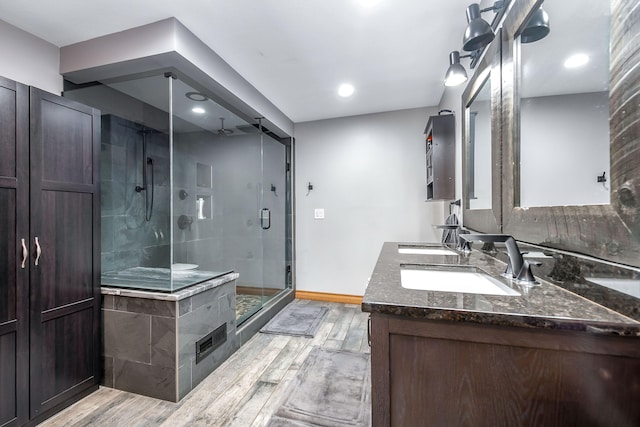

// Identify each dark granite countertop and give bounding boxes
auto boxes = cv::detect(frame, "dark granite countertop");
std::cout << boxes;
[362,242,640,337]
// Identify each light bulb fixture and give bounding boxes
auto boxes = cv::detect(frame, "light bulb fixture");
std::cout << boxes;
[185,91,208,101]
[444,51,472,87]
[521,7,550,43]
[444,51,468,87]
[462,1,505,52]
[338,83,355,97]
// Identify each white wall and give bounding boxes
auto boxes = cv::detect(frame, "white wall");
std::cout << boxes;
[294,107,445,296]
[0,19,61,94]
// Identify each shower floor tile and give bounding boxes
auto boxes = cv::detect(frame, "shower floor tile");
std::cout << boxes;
[236,294,262,321]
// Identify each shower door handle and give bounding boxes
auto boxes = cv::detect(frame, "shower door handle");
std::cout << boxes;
[260,208,271,230]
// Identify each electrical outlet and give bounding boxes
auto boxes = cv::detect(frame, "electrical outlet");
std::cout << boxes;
[314,208,325,219]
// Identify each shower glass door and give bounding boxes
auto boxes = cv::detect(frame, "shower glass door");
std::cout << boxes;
[260,132,289,306]
[170,76,290,323]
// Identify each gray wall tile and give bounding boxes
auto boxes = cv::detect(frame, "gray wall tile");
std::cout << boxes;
[179,297,192,316]
[113,295,176,317]
[103,309,151,363]
[178,362,191,401]
[102,294,115,310]
[152,316,177,368]
[113,359,177,402]
[102,356,114,388]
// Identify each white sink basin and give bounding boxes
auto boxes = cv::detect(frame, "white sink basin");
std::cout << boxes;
[586,277,640,298]
[400,266,521,296]
[398,245,457,256]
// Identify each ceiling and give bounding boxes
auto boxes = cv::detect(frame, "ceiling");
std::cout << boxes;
[0,0,475,123]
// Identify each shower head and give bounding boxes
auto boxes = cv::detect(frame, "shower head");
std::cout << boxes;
[217,117,234,136]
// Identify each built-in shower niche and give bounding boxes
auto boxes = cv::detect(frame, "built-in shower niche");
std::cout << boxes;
[196,194,212,220]
[196,162,212,188]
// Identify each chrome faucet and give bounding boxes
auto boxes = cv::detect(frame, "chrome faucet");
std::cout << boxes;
[459,234,540,285]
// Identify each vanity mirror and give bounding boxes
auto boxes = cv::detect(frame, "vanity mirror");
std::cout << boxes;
[500,0,640,267]
[518,0,610,207]
[462,30,502,233]
[467,72,492,210]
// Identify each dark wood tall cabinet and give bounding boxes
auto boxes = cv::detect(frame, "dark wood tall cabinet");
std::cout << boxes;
[424,113,455,200]
[0,76,29,427]
[0,76,100,427]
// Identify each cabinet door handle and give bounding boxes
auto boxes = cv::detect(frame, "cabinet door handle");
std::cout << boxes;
[21,238,28,269]
[34,237,42,266]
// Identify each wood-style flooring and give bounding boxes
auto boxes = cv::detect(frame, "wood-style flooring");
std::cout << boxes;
[38,300,370,427]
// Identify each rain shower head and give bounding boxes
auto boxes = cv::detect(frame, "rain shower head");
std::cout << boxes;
[235,124,261,134]
[217,117,234,136]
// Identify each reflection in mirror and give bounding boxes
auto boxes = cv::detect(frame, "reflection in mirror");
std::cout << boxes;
[519,0,610,207]
[468,75,492,210]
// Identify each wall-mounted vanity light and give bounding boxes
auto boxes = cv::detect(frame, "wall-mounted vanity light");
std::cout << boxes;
[462,1,505,52]
[444,1,550,87]
[442,1,505,87]
[444,51,472,87]
[521,7,550,43]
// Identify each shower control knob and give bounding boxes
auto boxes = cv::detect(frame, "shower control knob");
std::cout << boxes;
[178,215,193,231]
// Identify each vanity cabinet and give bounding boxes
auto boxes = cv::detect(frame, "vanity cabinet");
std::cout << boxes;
[370,313,640,427]
[424,113,455,200]
[0,76,100,427]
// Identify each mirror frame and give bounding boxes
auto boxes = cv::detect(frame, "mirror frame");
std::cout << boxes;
[462,30,502,234]
[500,0,640,268]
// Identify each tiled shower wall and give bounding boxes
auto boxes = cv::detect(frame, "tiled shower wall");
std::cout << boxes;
[101,115,172,272]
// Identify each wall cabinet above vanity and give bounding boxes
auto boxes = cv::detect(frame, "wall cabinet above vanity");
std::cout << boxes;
[424,113,455,201]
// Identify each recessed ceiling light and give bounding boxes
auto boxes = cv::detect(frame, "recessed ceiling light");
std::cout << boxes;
[338,83,355,97]
[359,0,382,6]
[192,107,206,114]
[185,91,208,101]
[564,53,589,68]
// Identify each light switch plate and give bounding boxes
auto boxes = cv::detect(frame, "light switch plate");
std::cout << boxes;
[314,208,325,219]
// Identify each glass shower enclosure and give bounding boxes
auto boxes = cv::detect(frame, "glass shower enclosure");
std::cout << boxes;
[64,72,292,324]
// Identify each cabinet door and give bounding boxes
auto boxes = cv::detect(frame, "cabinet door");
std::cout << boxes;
[28,88,100,418]
[0,77,29,427]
